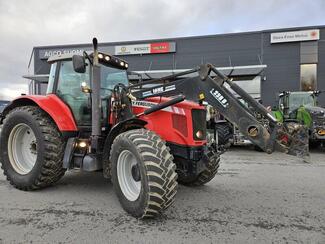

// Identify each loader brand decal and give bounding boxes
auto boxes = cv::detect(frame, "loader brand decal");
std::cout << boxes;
[210,88,229,108]
[132,100,185,115]
[142,85,176,97]
[115,42,176,55]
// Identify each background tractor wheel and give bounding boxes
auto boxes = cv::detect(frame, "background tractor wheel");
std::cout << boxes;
[110,129,178,218]
[309,140,321,149]
[0,106,66,191]
[215,123,232,146]
[177,148,220,186]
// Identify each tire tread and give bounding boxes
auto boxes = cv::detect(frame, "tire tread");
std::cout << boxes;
[110,129,178,218]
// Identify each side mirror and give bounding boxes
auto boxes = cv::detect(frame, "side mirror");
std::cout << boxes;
[72,55,86,73]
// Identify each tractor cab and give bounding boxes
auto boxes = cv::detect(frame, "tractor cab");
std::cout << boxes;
[47,52,129,126]
[278,91,318,119]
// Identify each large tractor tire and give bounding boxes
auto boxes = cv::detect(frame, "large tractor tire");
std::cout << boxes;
[110,129,178,218]
[177,148,220,186]
[0,106,66,191]
[215,123,232,146]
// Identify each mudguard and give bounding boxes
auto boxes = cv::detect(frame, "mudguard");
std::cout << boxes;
[102,118,147,178]
[1,94,77,131]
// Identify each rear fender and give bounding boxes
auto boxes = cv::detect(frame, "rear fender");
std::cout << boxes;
[1,95,77,132]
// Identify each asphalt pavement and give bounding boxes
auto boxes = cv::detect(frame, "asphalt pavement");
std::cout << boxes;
[0,147,324,243]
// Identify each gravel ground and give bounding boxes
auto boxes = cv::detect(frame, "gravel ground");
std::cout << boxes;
[0,147,324,244]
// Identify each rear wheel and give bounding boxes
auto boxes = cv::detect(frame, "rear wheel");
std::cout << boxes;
[110,129,178,218]
[0,106,66,190]
[215,123,232,146]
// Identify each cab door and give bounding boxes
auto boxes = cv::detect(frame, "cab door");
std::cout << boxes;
[54,61,91,126]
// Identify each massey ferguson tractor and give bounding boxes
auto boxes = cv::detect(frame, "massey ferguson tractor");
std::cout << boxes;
[0,38,309,218]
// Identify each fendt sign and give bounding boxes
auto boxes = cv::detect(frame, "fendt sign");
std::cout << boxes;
[114,42,176,55]
[271,29,320,43]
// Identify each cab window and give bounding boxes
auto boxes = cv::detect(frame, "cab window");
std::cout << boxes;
[56,61,91,125]
[46,63,57,94]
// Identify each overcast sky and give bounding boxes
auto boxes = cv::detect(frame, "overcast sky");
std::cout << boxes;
[0,0,324,100]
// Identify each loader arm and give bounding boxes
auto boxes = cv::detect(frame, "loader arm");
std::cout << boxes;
[130,64,309,159]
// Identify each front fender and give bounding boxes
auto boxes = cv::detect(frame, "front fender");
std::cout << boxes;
[1,94,77,131]
[102,118,147,178]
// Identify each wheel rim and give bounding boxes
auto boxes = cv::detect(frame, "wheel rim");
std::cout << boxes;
[8,123,38,175]
[117,150,141,201]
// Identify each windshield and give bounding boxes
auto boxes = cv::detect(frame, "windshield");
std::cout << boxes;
[100,64,129,96]
[289,93,315,110]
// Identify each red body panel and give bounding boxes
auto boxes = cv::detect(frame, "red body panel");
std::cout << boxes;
[11,95,77,131]
[11,95,205,147]
[132,97,206,147]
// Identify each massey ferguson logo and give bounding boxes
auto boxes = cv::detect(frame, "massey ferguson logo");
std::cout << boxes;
[210,89,229,108]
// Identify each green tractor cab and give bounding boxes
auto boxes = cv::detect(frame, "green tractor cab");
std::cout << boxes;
[273,91,325,148]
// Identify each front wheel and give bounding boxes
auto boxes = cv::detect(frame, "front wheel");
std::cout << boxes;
[110,129,178,218]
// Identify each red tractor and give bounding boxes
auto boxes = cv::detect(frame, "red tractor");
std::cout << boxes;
[0,39,308,218]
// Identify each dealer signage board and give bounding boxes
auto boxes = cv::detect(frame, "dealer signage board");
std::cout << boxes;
[270,29,320,43]
[39,48,86,59]
[115,42,176,55]
[38,46,115,59]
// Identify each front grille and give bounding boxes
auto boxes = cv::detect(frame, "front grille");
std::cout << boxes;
[192,109,206,140]
[172,114,188,137]
[313,116,325,127]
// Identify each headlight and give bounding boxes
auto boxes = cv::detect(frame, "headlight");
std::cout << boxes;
[195,130,204,139]
[79,141,87,148]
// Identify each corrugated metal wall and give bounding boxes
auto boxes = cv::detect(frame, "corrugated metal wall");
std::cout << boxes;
[33,26,325,106]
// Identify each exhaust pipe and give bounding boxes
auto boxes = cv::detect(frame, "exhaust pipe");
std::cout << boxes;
[91,38,101,150]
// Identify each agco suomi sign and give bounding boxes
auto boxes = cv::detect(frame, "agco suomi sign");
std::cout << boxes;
[38,41,176,60]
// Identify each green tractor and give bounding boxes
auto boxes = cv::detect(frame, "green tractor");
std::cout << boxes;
[273,91,325,148]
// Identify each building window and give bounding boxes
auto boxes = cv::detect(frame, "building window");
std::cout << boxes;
[300,64,317,91]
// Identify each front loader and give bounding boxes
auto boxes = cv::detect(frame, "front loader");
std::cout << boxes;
[0,38,309,218]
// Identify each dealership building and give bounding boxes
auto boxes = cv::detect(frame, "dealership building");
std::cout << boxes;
[28,25,325,106]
